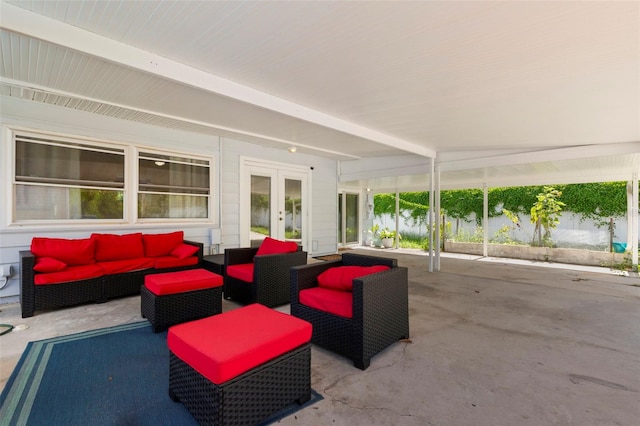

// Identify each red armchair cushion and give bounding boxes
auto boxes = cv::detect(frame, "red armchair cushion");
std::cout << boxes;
[92,233,144,262]
[256,237,298,256]
[142,231,184,257]
[34,257,67,273]
[226,263,254,283]
[299,287,353,318]
[170,243,199,259]
[145,268,222,295]
[154,255,199,270]
[317,265,390,292]
[168,303,312,384]
[31,237,95,266]
[34,264,104,285]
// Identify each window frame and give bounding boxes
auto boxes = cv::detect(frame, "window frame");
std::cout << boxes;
[135,148,213,223]
[7,128,215,227]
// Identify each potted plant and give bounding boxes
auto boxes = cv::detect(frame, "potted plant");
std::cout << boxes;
[378,228,400,248]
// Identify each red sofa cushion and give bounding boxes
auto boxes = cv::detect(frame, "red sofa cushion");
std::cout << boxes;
[34,264,104,285]
[317,265,390,292]
[92,233,144,262]
[31,237,95,266]
[34,257,67,273]
[226,263,254,283]
[171,243,199,259]
[168,303,312,384]
[154,255,199,270]
[145,268,223,295]
[299,287,353,318]
[98,258,155,275]
[142,231,184,257]
[256,237,298,256]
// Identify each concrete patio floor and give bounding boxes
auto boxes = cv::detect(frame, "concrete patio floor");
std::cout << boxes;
[1,249,639,425]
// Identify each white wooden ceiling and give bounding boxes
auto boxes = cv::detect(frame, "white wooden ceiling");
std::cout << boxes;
[1,0,638,191]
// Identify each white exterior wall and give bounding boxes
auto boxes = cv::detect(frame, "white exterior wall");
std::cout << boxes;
[376,211,638,248]
[0,96,339,304]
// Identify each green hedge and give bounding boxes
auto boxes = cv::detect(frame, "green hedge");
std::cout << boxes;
[374,182,634,226]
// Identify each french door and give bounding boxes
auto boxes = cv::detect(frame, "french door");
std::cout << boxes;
[241,159,309,250]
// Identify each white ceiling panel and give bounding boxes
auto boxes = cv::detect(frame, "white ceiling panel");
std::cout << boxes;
[1,0,638,189]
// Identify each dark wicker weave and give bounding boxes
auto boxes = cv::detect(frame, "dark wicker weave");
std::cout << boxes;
[169,343,311,426]
[141,285,222,333]
[223,247,307,308]
[290,252,409,370]
[19,240,203,318]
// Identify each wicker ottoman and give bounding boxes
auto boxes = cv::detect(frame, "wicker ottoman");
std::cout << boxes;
[167,303,312,426]
[141,268,223,333]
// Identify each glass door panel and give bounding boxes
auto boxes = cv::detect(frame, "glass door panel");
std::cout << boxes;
[283,178,302,241]
[345,193,359,243]
[250,175,272,247]
[338,191,360,246]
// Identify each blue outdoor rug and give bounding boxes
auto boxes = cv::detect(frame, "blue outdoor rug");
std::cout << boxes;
[0,322,321,425]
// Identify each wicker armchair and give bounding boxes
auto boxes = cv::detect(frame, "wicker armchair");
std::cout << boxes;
[290,252,409,370]
[224,242,307,308]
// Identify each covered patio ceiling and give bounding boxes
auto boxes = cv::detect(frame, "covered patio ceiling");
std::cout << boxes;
[0,0,638,190]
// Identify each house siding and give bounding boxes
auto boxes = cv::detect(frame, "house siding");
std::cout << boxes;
[0,96,340,304]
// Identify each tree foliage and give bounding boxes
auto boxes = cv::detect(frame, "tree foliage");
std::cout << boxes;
[530,186,566,246]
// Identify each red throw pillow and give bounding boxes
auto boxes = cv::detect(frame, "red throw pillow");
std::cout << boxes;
[92,233,144,262]
[256,237,298,256]
[171,243,199,259]
[31,237,95,266]
[34,257,67,273]
[317,265,390,292]
[142,231,184,257]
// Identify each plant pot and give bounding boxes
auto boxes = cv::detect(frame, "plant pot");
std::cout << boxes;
[381,238,394,248]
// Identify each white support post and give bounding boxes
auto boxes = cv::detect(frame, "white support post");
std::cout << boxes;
[395,189,400,249]
[632,175,638,271]
[434,164,441,271]
[428,158,435,272]
[483,183,489,257]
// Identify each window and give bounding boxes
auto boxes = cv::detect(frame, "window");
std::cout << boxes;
[14,133,125,222]
[11,130,213,225]
[338,191,359,245]
[138,151,210,219]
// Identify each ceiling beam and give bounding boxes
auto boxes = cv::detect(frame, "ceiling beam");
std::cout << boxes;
[437,142,640,172]
[0,2,436,158]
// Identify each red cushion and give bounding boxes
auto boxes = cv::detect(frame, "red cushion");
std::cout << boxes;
[142,231,184,257]
[31,237,95,266]
[154,256,199,270]
[226,263,254,283]
[34,264,104,285]
[34,257,67,273]
[299,287,353,318]
[317,265,390,292]
[98,258,154,275]
[92,233,144,262]
[168,303,312,384]
[171,243,199,259]
[256,237,298,256]
[145,269,223,295]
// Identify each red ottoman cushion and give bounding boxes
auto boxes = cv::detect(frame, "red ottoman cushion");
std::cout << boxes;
[168,304,312,385]
[145,269,222,296]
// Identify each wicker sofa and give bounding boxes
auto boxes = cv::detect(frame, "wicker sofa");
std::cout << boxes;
[290,252,409,370]
[20,231,203,318]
